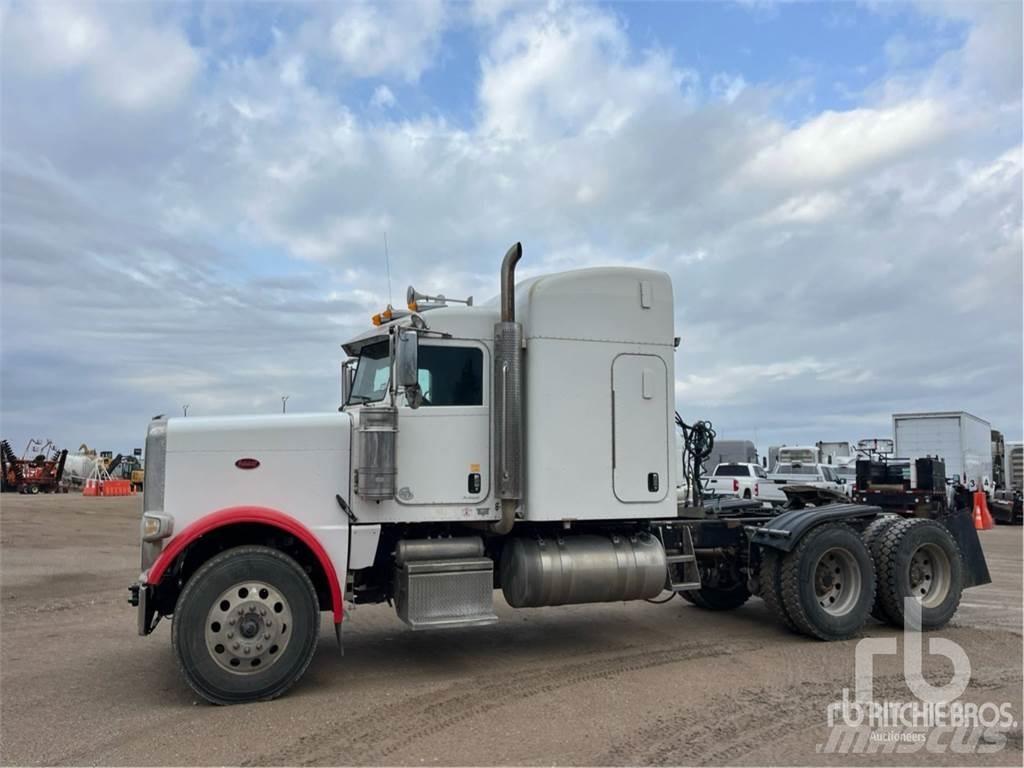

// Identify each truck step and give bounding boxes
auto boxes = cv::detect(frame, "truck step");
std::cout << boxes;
[665,554,696,564]
[657,525,702,593]
[668,580,702,592]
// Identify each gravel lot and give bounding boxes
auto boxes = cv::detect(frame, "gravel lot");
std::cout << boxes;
[1,494,1021,766]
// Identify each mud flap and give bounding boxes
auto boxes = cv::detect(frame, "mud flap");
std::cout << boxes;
[943,507,991,588]
[335,618,345,656]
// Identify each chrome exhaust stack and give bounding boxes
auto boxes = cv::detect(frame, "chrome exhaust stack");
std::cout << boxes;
[492,242,524,534]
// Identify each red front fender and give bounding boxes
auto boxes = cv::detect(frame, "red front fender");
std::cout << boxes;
[146,506,344,623]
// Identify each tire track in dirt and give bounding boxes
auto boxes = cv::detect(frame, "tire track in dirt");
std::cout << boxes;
[598,668,1024,766]
[248,638,767,766]
[1,590,124,617]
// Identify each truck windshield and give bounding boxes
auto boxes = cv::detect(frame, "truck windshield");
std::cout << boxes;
[348,340,390,404]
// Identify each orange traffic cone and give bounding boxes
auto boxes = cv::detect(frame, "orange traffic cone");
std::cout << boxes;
[973,491,994,530]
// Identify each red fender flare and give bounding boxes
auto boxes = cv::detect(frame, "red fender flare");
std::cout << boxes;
[146,506,343,623]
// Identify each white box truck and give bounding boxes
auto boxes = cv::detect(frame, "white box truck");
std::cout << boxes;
[892,412,993,490]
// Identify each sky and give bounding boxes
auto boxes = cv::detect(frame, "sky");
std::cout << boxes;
[1,0,1021,459]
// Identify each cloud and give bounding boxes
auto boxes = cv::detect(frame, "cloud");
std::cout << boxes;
[479,4,698,140]
[327,0,447,81]
[370,85,397,109]
[1,0,199,112]
[743,100,953,186]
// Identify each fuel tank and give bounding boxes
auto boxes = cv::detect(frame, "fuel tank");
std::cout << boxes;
[500,532,667,608]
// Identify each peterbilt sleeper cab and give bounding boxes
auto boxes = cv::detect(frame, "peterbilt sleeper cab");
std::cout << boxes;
[130,243,989,704]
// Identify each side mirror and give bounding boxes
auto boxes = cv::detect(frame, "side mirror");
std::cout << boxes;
[340,359,356,406]
[394,328,419,388]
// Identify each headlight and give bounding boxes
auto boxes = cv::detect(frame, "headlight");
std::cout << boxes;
[141,512,173,542]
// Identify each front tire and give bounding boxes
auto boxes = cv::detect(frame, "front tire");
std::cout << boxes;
[874,518,963,630]
[172,545,320,705]
[780,523,875,641]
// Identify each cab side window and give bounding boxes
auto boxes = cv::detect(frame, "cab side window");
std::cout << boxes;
[417,346,483,406]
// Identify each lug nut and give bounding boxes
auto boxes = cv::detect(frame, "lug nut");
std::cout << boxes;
[228,618,236,625]
[238,607,244,615]
[260,608,266,616]
[266,619,272,627]
[256,644,263,651]
[243,646,251,655]
[264,632,271,639]
[227,631,234,639]
[233,642,240,650]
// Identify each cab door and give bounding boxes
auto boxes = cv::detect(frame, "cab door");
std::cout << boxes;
[612,354,669,503]
[394,340,490,506]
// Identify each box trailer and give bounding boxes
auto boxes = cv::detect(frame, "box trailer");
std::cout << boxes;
[892,412,992,490]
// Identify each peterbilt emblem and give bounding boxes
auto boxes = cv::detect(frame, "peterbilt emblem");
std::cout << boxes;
[234,458,260,470]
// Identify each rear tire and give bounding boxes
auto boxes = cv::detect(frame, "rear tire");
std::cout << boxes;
[780,523,875,641]
[874,518,963,630]
[861,516,899,621]
[681,582,750,610]
[172,545,320,705]
[758,548,798,631]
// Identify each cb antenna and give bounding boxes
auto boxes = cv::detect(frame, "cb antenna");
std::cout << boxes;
[384,232,393,307]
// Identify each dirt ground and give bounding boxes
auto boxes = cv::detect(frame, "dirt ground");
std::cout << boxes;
[1,494,1021,766]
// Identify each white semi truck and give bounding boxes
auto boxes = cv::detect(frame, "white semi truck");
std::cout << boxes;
[130,245,990,704]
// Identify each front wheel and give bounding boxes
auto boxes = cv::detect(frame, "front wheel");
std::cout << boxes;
[172,545,321,704]
[779,523,876,641]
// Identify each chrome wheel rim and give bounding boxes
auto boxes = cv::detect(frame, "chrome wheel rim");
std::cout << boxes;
[205,581,293,674]
[909,543,950,609]
[814,547,861,616]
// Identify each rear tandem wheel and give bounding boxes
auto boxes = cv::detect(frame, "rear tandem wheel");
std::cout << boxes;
[766,522,877,641]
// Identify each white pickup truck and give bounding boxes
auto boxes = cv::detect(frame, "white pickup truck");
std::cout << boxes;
[704,462,771,500]
[767,462,848,496]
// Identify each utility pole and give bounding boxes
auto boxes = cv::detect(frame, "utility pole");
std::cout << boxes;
[281,395,289,414]
[182,404,190,417]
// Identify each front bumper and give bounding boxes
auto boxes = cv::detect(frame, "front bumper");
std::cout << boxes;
[129,581,159,636]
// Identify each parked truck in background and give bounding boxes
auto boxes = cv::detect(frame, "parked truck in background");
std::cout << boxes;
[703,439,757,471]
[1007,442,1023,492]
[704,462,768,500]
[128,244,991,704]
[992,431,1006,490]
[893,412,993,491]
[768,462,846,495]
[775,445,819,467]
[816,441,852,465]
